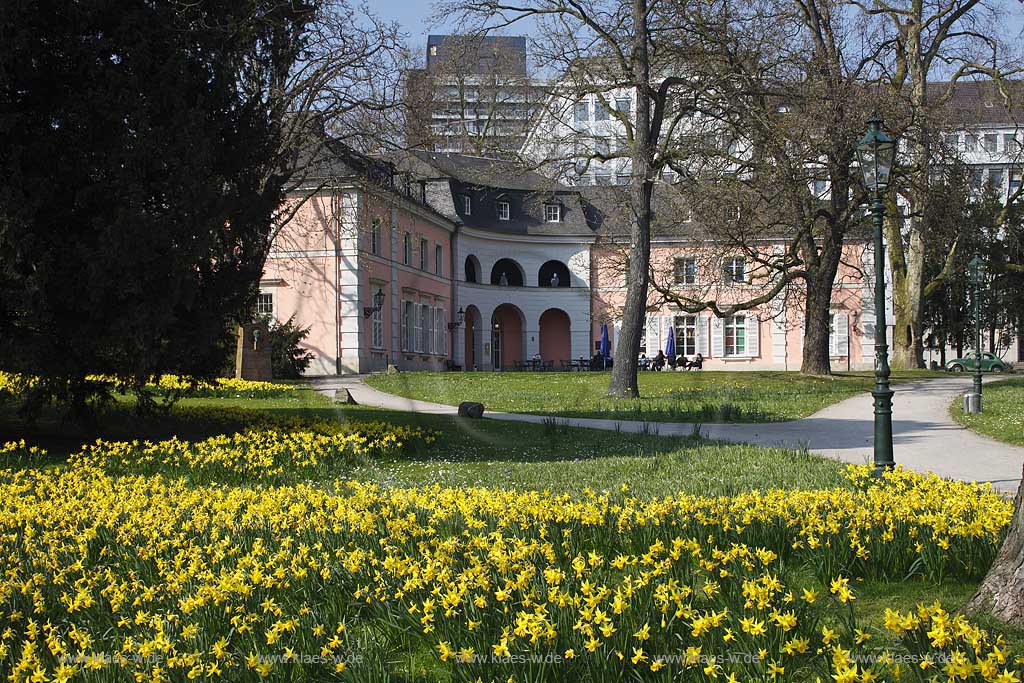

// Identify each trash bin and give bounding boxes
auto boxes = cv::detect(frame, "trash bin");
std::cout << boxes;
[963,392,982,414]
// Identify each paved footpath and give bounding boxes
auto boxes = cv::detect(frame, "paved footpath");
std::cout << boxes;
[311,375,1024,493]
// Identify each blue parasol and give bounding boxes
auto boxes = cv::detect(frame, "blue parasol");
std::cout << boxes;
[599,324,610,368]
[664,326,676,358]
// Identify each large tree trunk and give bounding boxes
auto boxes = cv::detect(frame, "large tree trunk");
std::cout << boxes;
[965,467,1024,624]
[801,249,843,376]
[608,0,652,399]
[801,292,833,376]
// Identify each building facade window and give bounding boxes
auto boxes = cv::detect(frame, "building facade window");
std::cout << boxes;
[497,200,510,221]
[256,292,273,316]
[724,315,746,356]
[435,307,446,355]
[943,134,958,149]
[615,97,631,116]
[674,315,698,356]
[371,304,384,349]
[419,304,431,354]
[1005,134,1018,153]
[544,204,561,222]
[674,257,697,285]
[574,100,589,123]
[983,134,999,153]
[402,300,413,351]
[593,100,609,121]
[965,134,978,152]
[419,237,428,270]
[370,219,381,256]
[461,195,472,215]
[403,233,411,265]
[724,256,746,283]
[989,168,1004,189]
[435,244,443,275]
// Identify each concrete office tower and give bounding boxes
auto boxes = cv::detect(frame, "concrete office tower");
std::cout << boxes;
[405,35,544,158]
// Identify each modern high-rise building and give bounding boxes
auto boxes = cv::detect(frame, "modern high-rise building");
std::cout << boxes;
[404,35,545,158]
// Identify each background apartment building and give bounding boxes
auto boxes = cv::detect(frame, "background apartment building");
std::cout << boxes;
[404,35,545,158]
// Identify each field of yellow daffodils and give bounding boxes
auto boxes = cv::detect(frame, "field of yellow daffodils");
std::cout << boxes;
[0,423,1018,683]
[0,372,296,400]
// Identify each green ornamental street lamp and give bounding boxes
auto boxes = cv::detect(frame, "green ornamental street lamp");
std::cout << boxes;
[856,115,897,473]
[968,254,988,409]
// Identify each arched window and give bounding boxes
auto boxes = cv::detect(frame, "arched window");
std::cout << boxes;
[490,258,524,287]
[465,255,480,283]
[538,260,571,287]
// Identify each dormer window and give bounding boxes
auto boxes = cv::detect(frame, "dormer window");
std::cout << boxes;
[497,200,510,221]
[544,203,561,223]
[461,195,472,215]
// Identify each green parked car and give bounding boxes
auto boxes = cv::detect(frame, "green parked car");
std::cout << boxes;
[945,352,1008,373]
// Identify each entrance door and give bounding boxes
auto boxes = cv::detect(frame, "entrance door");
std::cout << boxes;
[491,327,502,369]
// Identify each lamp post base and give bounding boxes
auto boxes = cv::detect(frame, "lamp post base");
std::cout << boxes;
[872,386,895,474]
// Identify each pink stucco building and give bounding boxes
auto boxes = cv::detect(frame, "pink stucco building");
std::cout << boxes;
[261,149,883,375]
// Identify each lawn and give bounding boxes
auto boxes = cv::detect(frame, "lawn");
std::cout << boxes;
[366,370,946,423]
[952,377,1024,446]
[0,381,1019,681]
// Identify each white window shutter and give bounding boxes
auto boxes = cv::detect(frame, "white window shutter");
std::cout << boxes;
[697,316,710,355]
[645,315,660,353]
[746,316,760,358]
[837,312,849,356]
[828,313,838,356]
[711,316,724,358]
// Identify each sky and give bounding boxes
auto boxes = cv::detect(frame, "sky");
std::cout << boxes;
[370,0,1024,67]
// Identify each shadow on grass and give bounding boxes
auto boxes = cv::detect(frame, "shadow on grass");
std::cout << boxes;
[0,395,686,466]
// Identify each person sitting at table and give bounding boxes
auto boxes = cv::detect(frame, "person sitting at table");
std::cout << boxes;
[652,350,666,371]
[688,352,704,369]
[675,354,689,370]
[638,352,649,370]
[666,352,677,370]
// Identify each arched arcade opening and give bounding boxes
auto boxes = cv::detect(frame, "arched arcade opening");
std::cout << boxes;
[491,304,525,370]
[539,308,572,365]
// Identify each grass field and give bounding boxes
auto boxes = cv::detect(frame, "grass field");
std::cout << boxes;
[366,370,947,423]
[952,377,1024,446]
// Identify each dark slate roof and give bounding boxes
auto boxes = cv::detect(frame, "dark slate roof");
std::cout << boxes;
[938,79,1023,126]
[401,151,595,237]
[407,151,569,191]
[580,185,705,239]
[581,184,823,242]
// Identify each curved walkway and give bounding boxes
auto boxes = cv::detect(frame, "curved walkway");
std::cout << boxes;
[313,375,1024,493]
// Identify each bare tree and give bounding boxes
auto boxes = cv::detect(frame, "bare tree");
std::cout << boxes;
[437,0,718,397]
[855,0,1022,367]
[631,0,883,376]
[236,0,404,247]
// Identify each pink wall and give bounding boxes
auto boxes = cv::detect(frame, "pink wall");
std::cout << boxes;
[265,186,455,375]
[590,242,871,370]
[262,195,341,375]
